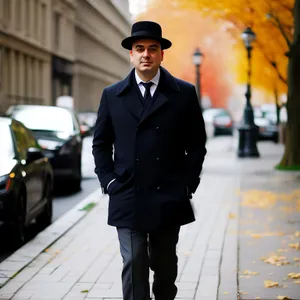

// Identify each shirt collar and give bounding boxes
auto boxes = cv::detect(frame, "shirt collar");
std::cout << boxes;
[135,68,160,86]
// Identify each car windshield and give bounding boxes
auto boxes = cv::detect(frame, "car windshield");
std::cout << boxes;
[0,123,15,158]
[203,109,228,121]
[11,106,74,133]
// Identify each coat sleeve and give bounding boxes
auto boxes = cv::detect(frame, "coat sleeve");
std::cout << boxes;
[184,86,207,194]
[92,89,115,193]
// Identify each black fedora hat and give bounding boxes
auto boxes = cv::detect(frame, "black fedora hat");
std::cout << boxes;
[122,21,172,50]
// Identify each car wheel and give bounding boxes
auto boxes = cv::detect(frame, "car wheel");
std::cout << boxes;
[72,156,82,192]
[8,190,26,248]
[36,179,53,229]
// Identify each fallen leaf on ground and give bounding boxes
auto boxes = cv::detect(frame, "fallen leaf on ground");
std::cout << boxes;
[264,280,279,288]
[255,297,260,300]
[80,290,89,293]
[288,272,300,279]
[250,232,285,239]
[263,255,290,266]
[294,257,300,261]
[295,231,300,237]
[241,190,277,209]
[224,292,229,295]
[277,296,290,300]
[289,243,300,250]
[243,270,259,275]
[278,249,288,253]
[294,280,300,284]
[228,213,236,219]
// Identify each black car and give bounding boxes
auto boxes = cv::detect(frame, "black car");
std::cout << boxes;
[203,108,233,138]
[6,105,83,190]
[0,117,53,246]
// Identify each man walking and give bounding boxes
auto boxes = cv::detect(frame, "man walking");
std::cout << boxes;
[92,21,207,300]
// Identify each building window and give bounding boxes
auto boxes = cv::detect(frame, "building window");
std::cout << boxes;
[3,0,11,28]
[53,12,60,50]
[25,0,30,36]
[0,47,3,93]
[34,0,39,38]
[41,3,47,44]
[15,0,21,31]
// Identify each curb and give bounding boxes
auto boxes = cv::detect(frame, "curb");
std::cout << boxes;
[0,188,105,288]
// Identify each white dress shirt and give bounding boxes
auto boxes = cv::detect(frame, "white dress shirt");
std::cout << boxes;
[135,68,160,97]
[107,69,161,192]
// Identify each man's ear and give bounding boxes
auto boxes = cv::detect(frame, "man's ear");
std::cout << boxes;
[161,50,164,61]
[129,50,133,62]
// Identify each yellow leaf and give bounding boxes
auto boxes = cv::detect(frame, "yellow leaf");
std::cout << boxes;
[289,243,300,250]
[263,255,290,266]
[228,213,236,219]
[288,272,300,279]
[255,297,260,300]
[295,231,300,237]
[294,257,300,261]
[277,296,290,300]
[264,280,279,288]
[294,280,300,284]
[243,270,259,275]
[224,292,229,294]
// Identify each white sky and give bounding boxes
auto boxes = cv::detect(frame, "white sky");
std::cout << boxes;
[128,0,149,18]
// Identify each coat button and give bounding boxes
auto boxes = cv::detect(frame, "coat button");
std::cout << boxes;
[157,186,160,190]
[156,126,160,130]
[136,158,139,163]
[156,157,160,161]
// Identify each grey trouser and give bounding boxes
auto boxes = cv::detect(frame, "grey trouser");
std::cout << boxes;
[117,226,180,300]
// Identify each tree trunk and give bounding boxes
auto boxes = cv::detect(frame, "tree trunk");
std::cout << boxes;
[274,86,280,126]
[279,0,300,168]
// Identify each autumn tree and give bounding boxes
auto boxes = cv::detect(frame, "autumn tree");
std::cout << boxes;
[168,0,299,168]
[135,1,236,108]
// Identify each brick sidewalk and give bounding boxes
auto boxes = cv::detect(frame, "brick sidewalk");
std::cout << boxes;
[0,137,299,300]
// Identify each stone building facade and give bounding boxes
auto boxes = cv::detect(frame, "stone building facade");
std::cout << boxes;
[0,0,131,113]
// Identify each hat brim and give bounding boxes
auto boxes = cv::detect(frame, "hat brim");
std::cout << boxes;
[121,36,172,50]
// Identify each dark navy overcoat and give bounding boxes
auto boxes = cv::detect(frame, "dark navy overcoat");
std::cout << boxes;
[92,67,207,231]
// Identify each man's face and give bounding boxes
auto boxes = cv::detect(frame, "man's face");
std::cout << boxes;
[130,39,164,75]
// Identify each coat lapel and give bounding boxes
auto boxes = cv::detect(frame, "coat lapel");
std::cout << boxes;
[139,90,168,124]
[116,67,180,123]
[122,88,144,120]
[139,67,180,124]
[116,69,144,120]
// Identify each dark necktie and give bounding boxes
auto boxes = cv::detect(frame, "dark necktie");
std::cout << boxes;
[141,82,153,104]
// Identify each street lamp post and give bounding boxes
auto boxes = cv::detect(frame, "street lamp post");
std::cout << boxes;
[237,27,260,158]
[193,47,203,110]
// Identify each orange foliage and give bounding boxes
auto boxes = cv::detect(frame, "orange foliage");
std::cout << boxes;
[135,1,237,108]
[174,0,292,98]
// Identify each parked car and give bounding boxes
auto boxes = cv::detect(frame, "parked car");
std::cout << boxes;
[0,116,53,247]
[254,106,279,142]
[6,105,83,190]
[203,108,233,138]
[77,111,97,134]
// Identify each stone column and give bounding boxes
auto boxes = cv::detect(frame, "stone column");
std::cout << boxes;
[27,56,32,103]
[19,52,25,103]
[9,50,16,103]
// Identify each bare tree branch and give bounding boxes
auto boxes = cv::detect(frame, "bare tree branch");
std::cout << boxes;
[269,13,293,48]
[255,40,288,86]
[278,2,294,15]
